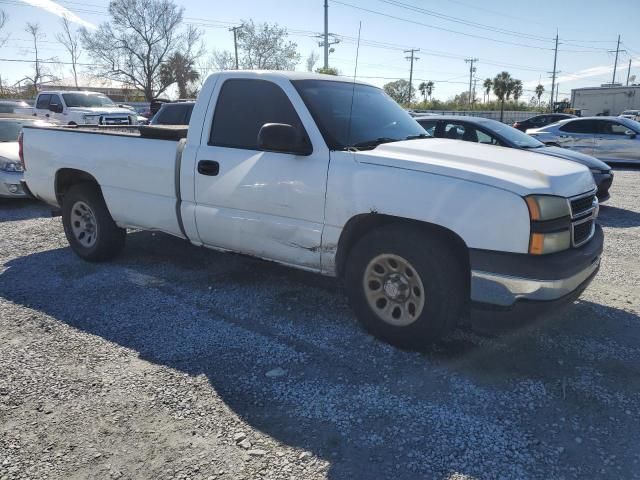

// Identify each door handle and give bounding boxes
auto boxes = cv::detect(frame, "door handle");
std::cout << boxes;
[45,114,50,118]
[33,113,37,116]
[197,160,220,176]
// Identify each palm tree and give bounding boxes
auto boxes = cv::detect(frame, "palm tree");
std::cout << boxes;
[512,79,523,103]
[535,83,545,110]
[483,78,492,103]
[492,71,512,122]
[418,81,428,103]
[426,81,434,102]
[160,52,200,99]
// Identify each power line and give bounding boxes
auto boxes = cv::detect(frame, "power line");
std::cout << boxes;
[329,0,557,51]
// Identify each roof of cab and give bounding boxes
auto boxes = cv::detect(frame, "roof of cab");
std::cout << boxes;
[212,70,376,86]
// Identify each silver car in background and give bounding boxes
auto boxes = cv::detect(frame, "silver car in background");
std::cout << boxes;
[527,116,640,164]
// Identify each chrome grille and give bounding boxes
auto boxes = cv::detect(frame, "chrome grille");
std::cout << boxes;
[570,190,598,247]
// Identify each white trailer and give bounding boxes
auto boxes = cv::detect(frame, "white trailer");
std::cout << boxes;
[571,85,640,116]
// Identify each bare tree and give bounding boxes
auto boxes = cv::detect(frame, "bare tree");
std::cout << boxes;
[22,23,56,93]
[210,50,237,71]
[56,16,81,88]
[306,51,319,72]
[236,20,300,70]
[81,0,202,101]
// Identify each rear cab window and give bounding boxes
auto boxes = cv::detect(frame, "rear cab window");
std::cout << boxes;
[209,78,306,150]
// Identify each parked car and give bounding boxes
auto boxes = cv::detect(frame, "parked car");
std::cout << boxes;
[527,116,640,164]
[0,115,53,198]
[22,71,602,348]
[0,100,30,114]
[512,113,576,132]
[150,101,195,126]
[415,115,614,201]
[619,110,640,122]
[14,91,146,125]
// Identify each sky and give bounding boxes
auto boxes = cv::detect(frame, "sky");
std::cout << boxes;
[1,0,640,102]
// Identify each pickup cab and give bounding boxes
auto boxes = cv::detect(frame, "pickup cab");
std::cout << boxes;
[21,71,603,348]
[15,90,139,126]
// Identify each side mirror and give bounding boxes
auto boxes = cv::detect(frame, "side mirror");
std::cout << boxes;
[49,103,63,113]
[257,123,312,156]
[625,130,637,139]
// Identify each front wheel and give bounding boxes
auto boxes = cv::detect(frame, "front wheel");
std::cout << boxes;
[62,183,126,261]
[345,225,466,349]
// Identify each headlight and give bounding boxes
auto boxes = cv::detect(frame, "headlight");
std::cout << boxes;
[0,157,24,172]
[83,114,100,124]
[524,195,571,255]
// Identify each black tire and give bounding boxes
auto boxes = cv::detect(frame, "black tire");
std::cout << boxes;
[61,183,126,262]
[345,224,466,349]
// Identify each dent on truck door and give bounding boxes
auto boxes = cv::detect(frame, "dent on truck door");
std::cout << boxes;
[193,78,329,270]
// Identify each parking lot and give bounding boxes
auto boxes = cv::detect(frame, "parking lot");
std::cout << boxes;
[0,169,638,480]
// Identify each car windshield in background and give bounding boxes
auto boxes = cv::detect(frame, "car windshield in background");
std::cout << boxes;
[619,117,640,132]
[481,119,545,148]
[0,120,40,142]
[292,80,428,150]
[62,93,116,108]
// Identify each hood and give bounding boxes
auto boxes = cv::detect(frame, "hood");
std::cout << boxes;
[357,139,595,198]
[0,142,18,161]
[537,146,611,171]
[67,106,134,116]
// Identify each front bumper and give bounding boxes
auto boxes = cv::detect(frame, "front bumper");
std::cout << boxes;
[0,171,28,198]
[470,224,603,311]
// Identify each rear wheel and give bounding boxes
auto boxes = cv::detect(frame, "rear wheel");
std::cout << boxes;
[345,225,466,349]
[61,183,126,261]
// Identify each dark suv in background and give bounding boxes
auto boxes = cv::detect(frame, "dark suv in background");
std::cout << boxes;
[150,101,195,126]
[513,113,575,132]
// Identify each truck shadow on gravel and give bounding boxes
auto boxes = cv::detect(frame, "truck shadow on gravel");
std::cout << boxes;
[598,204,640,228]
[0,199,51,223]
[2,231,640,479]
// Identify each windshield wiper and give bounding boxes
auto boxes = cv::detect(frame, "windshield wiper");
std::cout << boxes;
[405,133,430,140]
[521,144,544,149]
[348,137,399,150]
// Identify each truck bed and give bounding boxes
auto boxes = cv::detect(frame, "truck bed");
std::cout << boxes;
[23,124,186,238]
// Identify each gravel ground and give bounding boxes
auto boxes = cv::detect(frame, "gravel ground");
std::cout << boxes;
[1,169,639,480]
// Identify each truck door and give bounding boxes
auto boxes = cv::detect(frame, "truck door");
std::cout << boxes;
[192,77,331,270]
[47,94,65,124]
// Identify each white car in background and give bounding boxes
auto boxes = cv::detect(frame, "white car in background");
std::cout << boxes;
[14,91,146,126]
[619,110,640,122]
[0,115,53,198]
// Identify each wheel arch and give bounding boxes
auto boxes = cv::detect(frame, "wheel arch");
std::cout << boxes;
[54,168,101,205]
[335,213,470,284]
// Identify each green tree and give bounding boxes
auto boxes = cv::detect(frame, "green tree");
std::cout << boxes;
[160,52,200,99]
[315,66,338,75]
[535,83,545,109]
[483,78,492,103]
[492,71,512,121]
[426,80,434,101]
[418,81,427,102]
[383,79,413,104]
[512,79,523,102]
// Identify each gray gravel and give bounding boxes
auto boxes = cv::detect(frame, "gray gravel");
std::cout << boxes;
[1,170,639,480]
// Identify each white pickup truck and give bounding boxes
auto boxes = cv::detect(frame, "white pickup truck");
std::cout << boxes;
[15,90,140,126]
[21,71,603,348]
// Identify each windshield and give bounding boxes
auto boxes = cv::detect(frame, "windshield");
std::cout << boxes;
[292,80,428,149]
[481,119,545,148]
[62,93,116,108]
[618,117,640,132]
[0,119,43,142]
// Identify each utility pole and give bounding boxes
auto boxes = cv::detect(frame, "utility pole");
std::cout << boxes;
[229,26,242,69]
[549,32,559,112]
[316,1,340,70]
[472,77,478,109]
[611,34,621,85]
[465,58,478,108]
[627,58,633,86]
[404,49,419,104]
